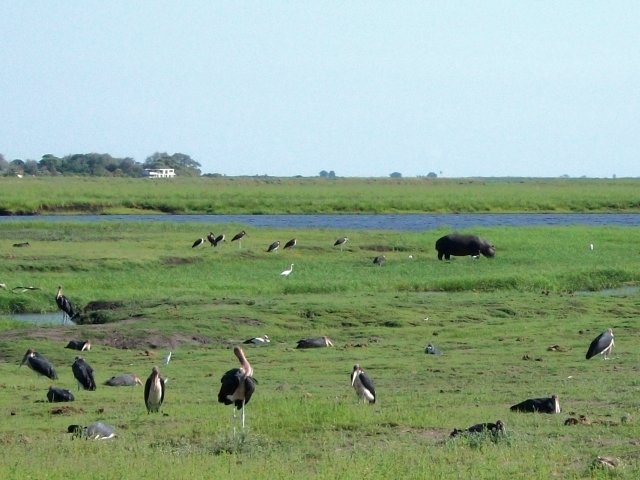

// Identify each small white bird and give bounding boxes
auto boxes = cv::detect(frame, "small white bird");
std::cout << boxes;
[589,243,594,251]
[280,264,294,278]
[164,351,172,365]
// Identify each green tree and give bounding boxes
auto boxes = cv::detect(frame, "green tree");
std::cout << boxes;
[143,152,201,176]
[39,154,62,175]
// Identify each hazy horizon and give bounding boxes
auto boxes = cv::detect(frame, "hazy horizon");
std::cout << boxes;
[2,2,639,178]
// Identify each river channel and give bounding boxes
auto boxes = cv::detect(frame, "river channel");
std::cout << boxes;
[1,213,639,231]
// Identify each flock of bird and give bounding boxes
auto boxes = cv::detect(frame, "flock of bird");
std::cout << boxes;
[16,332,347,438]
[6,231,618,443]
[188,230,361,280]
[18,323,613,440]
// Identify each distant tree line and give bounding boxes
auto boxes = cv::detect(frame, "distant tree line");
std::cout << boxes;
[0,152,201,177]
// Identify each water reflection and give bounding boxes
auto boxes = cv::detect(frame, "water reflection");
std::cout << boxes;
[10,313,62,325]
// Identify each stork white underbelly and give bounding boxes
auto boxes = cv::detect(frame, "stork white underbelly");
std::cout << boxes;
[147,379,163,410]
[353,377,375,402]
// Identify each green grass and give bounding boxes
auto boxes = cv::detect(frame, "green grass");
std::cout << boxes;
[1,176,640,214]
[0,221,639,478]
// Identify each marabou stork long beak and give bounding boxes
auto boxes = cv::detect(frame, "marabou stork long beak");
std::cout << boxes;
[351,365,360,387]
[19,350,31,368]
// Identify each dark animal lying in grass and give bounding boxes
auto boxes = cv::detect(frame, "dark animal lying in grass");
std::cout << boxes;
[425,343,443,355]
[68,422,116,440]
[104,374,143,386]
[450,419,505,437]
[510,394,560,414]
[296,336,334,348]
[65,340,91,351]
[47,386,75,402]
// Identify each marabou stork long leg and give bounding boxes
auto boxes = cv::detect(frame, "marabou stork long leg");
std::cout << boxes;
[231,405,237,437]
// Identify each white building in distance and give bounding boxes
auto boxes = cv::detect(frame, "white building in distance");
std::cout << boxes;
[144,168,176,178]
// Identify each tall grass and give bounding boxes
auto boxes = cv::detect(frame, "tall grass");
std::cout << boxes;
[0,221,639,478]
[1,176,640,214]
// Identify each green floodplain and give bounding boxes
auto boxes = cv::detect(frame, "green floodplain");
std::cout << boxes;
[0,177,639,479]
[1,176,640,214]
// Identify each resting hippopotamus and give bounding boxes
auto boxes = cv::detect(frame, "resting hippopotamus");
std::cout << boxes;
[435,234,495,260]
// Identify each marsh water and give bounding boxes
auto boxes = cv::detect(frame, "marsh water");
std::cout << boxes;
[1,213,639,230]
[10,313,62,325]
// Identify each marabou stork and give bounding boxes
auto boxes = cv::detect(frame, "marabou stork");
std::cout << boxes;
[510,394,560,414]
[144,366,166,413]
[65,340,91,351]
[231,230,246,249]
[47,386,75,403]
[373,255,386,266]
[243,335,270,346]
[207,232,217,246]
[218,346,257,430]
[351,364,376,403]
[267,240,280,253]
[72,356,96,391]
[214,234,226,246]
[334,237,349,251]
[104,374,143,386]
[280,264,294,278]
[68,422,116,440]
[586,328,614,360]
[450,420,505,438]
[425,343,443,355]
[192,237,205,248]
[20,349,58,380]
[296,336,334,349]
[56,285,78,324]
[283,238,297,250]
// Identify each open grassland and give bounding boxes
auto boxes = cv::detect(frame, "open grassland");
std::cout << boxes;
[0,221,639,479]
[1,176,640,214]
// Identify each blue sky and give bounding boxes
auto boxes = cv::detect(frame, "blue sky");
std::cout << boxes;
[1,2,638,177]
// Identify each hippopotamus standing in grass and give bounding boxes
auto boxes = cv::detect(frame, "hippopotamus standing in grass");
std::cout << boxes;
[435,234,495,260]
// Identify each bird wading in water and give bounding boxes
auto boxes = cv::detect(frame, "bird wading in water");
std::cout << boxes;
[56,285,78,324]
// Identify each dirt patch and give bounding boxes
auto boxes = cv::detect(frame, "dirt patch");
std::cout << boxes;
[51,405,84,415]
[0,318,216,352]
